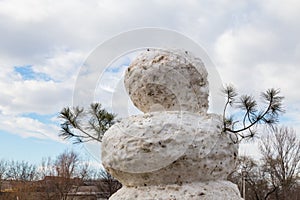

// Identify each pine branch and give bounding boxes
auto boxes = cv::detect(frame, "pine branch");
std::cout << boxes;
[222,86,284,143]
[59,103,116,144]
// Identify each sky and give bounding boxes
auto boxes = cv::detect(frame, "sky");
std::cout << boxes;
[0,0,300,165]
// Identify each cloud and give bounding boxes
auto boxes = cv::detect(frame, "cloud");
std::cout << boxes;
[211,1,300,149]
[0,0,250,59]
[261,0,300,24]
[0,0,299,159]
[0,79,72,115]
[33,48,85,82]
[14,65,52,81]
[215,26,280,66]
[0,0,51,23]
[0,113,62,142]
[0,48,83,139]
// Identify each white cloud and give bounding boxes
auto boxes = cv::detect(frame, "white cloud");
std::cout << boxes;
[211,1,300,158]
[0,48,82,139]
[0,114,62,142]
[0,0,299,161]
[215,26,279,66]
[33,48,85,82]
[213,10,300,102]
[0,0,52,23]
[0,79,72,115]
[261,0,300,24]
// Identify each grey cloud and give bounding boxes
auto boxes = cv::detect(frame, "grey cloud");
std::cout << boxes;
[0,0,299,143]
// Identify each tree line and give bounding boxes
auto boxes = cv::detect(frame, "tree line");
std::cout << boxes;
[0,150,121,200]
[229,126,300,200]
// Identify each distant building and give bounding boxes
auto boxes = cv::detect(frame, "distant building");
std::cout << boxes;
[0,176,121,200]
[66,185,110,200]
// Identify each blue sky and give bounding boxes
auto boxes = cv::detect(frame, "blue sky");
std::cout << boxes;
[0,131,71,163]
[14,65,52,81]
[1,65,90,164]
[0,0,300,165]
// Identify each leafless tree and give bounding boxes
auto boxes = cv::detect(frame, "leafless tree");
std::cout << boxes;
[3,161,38,200]
[6,161,38,182]
[259,126,300,199]
[229,127,299,200]
[37,151,90,200]
[0,152,122,200]
[37,151,92,200]
[98,169,122,197]
[0,160,8,192]
[39,157,57,200]
[52,150,83,200]
[228,156,277,200]
[55,150,79,179]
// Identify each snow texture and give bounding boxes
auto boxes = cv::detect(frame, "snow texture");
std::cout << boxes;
[102,49,243,200]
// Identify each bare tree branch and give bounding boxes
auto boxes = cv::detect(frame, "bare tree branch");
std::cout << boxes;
[259,126,300,199]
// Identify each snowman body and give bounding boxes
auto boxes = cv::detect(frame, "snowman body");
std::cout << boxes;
[102,49,243,200]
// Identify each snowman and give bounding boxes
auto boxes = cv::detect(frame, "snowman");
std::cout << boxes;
[102,49,243,200]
